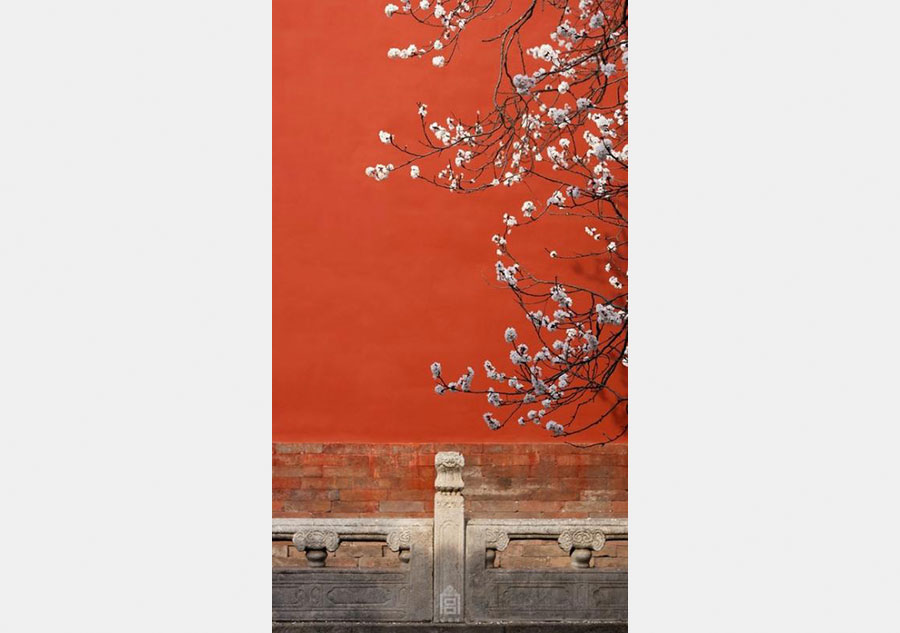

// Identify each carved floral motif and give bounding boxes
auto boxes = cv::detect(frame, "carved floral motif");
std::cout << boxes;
[434,451,465,492]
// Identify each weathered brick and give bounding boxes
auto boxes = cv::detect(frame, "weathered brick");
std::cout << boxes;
[275,443,324,454]
[500,556,550,569]
[545,556,573,568]
[273,465,323,478]
[281,500,331,513]
[555,454,599,466]
[273,442,627,526]
[338,488,386,502]
[324,557,359,568]
[593,557,628,570]
[517,500,564,514]
[272,556,301,567]
[469,500,519,513]
[333,542,384,559]
[301,477,338,490]
[378,500,425,513]
[272,477,302,489]
[272,541,291,557]
[358,557,402,568]
[322,465,371,478]
[386,488,429,501]
[331,501,379,514]
[504,541,560,558]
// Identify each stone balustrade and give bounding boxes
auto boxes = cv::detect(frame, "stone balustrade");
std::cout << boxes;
[272,451,628,624]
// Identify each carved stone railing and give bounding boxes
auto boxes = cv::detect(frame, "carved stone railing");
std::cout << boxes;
[272,452,627,625]
[272,518,433,622]
[433,451,465,623]
[466,518,628,623]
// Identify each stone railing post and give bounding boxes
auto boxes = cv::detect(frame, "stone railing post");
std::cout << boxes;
[434,451,465,622]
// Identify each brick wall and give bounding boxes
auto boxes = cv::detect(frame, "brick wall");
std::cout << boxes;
[272,443,627,519]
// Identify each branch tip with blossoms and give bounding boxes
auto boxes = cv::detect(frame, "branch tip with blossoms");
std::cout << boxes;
[369,0,628,443]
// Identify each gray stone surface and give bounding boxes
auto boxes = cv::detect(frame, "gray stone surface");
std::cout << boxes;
[466,520,627,623]
[434,452,466,623]
[272,624,627,633]
[273,519,433,622]
[272,457,629,626]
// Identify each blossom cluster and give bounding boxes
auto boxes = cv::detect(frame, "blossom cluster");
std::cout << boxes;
[369,0,628,440]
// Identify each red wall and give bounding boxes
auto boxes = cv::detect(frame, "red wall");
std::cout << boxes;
[274,1,626,442]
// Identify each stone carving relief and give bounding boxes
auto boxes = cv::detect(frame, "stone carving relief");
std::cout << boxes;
[557,529,607,569]
[434,451,465,492]
[292,529,340,567]
[387,528,412,563]
[484,528,510,551]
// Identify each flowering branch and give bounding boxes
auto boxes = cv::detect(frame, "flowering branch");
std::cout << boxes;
[369,0,628,442]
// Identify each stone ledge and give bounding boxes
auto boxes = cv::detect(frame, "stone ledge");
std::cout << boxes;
[272,624,627,633]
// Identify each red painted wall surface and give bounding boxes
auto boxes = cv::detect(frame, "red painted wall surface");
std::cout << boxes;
[274,0,626,442]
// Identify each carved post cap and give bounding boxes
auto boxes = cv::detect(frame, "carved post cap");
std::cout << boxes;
[434,451,465,492]
[292,529,340,568]
[558,529,606,569]
[557,528,606,553]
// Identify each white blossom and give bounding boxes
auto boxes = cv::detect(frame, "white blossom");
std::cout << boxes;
[457,367,474,391]
[495,261,519,287]
[596,303,625,325]
[547,190,565,206]
[550,284,573,308]
[367,1,628,440]
[483,412,501,430]
[545,420,565,436]
[509,343,531,364]
[512,74,536,95]
[365,163,394,181]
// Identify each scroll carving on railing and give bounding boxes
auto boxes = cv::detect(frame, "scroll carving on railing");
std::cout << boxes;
[291,529,340,568]
[273,519,433,622]
[558,528,608,569]
[465,519,628,623]
[273,451,627,625]
[386,528,412,563]
[483,528,510,568]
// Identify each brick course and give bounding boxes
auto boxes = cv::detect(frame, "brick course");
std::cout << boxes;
[272,443,627,520]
